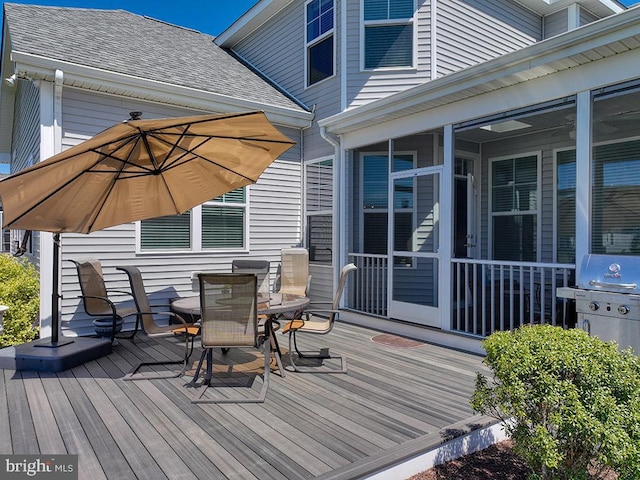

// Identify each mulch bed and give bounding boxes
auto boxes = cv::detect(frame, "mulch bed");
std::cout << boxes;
[407,440,619,480]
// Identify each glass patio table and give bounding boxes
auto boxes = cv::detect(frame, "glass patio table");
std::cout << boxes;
[171,293,309,380]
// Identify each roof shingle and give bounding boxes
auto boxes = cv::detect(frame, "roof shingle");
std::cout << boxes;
[4,3,306,112]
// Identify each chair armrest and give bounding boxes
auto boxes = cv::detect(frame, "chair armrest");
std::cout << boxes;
[136,309,191,328]
[304,309,339,319]
[77,294,120,316]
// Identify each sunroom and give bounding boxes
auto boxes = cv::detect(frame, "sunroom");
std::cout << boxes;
[318,9,640,346]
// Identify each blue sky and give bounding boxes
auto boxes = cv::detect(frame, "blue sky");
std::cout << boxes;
[2,1,260,36]
[2,0,638,36]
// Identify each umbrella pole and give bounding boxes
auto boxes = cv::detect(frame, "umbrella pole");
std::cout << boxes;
[52,232,61,344]
[36,232,73,347]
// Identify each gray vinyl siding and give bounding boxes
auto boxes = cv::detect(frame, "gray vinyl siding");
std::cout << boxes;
[58,89,304,336]
[232,2,305,102]
[231,1,339,162]
[544,10,568,38]
[8,80,40,268]
[347,0,432,108]
[10,79,39,173]
[436,0,541,77]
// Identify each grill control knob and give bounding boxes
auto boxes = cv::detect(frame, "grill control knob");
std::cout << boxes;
[589,302,600,312]
[618,305,630,315]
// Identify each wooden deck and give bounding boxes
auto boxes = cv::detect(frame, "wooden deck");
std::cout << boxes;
[0,322,495,479]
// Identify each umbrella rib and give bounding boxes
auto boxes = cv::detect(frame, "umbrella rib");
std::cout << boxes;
[83,136,147,233]
[140,127,182,213]
[147,132,294,182]
[3,146,133,230]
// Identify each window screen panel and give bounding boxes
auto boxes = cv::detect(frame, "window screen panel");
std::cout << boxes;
[365,24,413,69]
[308,35,334,85]
[141,212,191,250]
[202,206,244,249]
[592,140,640,255]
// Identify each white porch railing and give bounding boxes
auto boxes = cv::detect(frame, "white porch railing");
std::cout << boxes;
[452,259,576,337]
[347,253,388,317]
[346,253,576,338]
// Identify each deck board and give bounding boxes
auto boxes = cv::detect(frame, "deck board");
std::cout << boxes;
[20,370,65,453]
[1,322,495,479]
[5,369,38,454]
[0,369,13,453]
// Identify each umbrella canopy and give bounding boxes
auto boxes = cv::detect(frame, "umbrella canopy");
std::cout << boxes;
[0,110,296,234]
[0,110,295,347]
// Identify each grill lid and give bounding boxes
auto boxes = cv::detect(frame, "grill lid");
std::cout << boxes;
[577,254,640,294]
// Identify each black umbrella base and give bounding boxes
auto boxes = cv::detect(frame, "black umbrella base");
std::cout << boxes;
[0,337,112,372]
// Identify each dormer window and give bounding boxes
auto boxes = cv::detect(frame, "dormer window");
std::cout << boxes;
[306,0,335,86]
[363,0,414,69]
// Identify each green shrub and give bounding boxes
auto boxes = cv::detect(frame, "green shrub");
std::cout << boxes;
[471,324,640,480]
[0,254,39,347]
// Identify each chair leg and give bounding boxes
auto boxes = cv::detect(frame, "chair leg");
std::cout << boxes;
[123,333,195,381]
[116,314,142,341]
[286,331,347,374]
[191,338,270,404]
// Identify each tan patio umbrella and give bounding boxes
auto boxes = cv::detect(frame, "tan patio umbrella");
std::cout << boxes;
[0,110,296,346]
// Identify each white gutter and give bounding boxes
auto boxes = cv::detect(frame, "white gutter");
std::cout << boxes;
[11,52,313,129]
[319,5,640,134]
[320,126,346,294]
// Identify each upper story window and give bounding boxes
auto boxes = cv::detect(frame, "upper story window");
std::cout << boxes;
[363,0,414,70]
[306,0,334,86]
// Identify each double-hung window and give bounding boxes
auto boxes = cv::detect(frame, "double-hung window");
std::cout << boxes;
[491,154,539,261]
[140,188,247,252]
[306,0,334,86]
[363,0,414,70]
[305,158,333,263]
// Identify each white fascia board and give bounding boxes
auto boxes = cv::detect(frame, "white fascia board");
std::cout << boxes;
[11,52,312,129]
[338,45,640,150]
[215,0,293,47]
[320,6,640,135]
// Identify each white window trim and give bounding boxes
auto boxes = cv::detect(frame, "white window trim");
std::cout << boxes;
[304,155,334,218]
[360,0,416,72]
[488,151,542,262]
[135,187,251,255]
[304,0,337,89]
[304,155,334,263]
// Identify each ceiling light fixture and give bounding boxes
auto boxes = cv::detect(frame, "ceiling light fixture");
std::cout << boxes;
[480,120,531,133]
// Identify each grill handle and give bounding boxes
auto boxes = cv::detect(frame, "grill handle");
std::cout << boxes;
[588,280,637,290]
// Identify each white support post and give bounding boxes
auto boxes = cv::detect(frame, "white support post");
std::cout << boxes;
[575,90,591,278]
[441,124,454,331]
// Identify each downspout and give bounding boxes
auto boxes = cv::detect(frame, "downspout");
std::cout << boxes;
[53,70,63,153]
[320,126,345,302]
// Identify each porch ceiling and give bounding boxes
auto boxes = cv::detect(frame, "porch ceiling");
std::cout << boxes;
[319,7,640,136]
